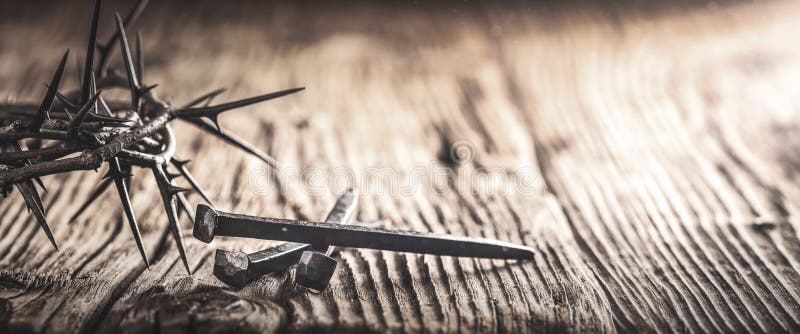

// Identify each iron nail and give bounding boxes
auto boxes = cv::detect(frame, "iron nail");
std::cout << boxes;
[194,203,534,260]
[295,188,358,291]
[214,219,388,287]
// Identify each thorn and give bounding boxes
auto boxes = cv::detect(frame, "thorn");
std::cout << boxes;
[180,117,280,169]
[114,13,141,111]
[90,66,99,96]
[172,158,190,166]
[68,89,103,139]
[175,192,195,224]
[33,177,47,193]
[139,84,158,96]
[136,31,144,83]
[97,94,113,116]
[203,96,217,107]
[70,177,113,222]
[54,90,78,112]
[30,50,69,131]
[15,181,58,250]
[10,142,48,194]
[207,115,221,132]
[152,164,191,274]
[178,87,305,118]
[103,167,133,180]
[81,0,101,105]
[170,156,215,207]
[181,88,226,109]
[75,56,83,91]
[98,0,149,75]
[109,158,149,268]
[168,185,189,196]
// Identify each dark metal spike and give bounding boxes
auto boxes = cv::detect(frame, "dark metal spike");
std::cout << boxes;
[98,0,149,76]
[81,0,102,105]
[15,181,58,250]
[30,50,69,131]
[109,158,149,268]
[69,177,113,223]
[68,89,103,139]
[194,205,535,260]
[114,13,141,111]
[182,88,227,109]
[178,87,305,118]
[152,164,191,273]
[170,157,215,207]
[181,117,279,168]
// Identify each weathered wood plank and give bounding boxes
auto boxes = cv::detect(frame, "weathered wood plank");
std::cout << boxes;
[1,0,799,333]
[493,1,800,332]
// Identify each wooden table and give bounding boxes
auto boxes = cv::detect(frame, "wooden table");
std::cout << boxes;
[1,1,799,332]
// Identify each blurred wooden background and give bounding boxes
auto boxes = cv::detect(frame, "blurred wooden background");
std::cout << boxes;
[1,0,800,332]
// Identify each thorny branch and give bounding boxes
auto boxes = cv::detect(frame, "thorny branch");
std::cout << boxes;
[0,0,304,273]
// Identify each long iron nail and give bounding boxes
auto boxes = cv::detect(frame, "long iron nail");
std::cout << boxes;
[194,205,534,260]
[214,188,356,287]
[295,188,358,291]
[214,219,388,287]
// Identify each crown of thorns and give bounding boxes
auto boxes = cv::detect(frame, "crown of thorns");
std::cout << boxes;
[0,0,303,273]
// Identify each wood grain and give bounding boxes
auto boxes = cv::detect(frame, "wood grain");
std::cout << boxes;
[1,0,799,332]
